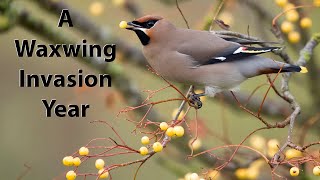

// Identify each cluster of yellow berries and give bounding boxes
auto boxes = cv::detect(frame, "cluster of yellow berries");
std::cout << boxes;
[275,0,313,44]
[63,156,82,167]
[139,135,164,155]
[139,136,150,155]
[141,108,188,155]
[250,135,284,157]
[63,147,109,179]
[249,136,304,158]
[248,135,320,177]
[139,123,185,155]
[161,122,185,137]
[95,159,109,178]
[289,166,320,177]
[235,159,264,179]
[139,136,163,155]
[165,125,185,137]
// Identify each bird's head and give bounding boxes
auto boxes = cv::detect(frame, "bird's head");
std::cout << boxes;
[120,15,174,46]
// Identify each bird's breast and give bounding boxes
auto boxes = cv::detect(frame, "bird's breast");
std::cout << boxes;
[142,47,193,83]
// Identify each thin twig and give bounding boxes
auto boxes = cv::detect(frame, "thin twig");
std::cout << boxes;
[175,0,189,29]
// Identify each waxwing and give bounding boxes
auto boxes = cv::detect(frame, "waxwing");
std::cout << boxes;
[120,15,307,107]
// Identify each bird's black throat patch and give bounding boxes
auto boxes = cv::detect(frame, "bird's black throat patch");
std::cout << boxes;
[134,30,150,46]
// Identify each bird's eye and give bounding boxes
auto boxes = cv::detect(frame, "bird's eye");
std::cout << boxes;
[146,21,155,28]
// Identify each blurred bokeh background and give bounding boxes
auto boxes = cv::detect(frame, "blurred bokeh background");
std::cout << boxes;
[0,0,319,179]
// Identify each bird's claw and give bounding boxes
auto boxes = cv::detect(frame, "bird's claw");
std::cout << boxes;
[189,94,202,109]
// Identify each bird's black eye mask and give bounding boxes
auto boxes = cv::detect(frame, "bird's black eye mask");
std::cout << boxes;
[132,20,158,29]
[130,20,158,46]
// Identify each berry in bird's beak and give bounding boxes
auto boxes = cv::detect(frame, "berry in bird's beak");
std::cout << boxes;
[120,21,144,30]
[119,21,128,29]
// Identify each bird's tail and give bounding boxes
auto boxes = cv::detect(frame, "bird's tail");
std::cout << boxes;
[279,65,308,73]
[237,56,308,78]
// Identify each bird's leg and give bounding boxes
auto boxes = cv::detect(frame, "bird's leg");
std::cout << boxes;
[188,92,205,109]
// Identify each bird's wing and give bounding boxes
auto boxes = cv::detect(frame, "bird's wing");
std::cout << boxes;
[217,34,281,45]
[201,46,281,66]
[175,29,280,67]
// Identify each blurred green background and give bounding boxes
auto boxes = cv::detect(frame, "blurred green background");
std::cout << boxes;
[1,0,319,179]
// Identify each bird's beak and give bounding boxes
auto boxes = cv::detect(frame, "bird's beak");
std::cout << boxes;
[126,21,143,30]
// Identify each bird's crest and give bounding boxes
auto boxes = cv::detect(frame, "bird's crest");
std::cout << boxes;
[135,15,163,23]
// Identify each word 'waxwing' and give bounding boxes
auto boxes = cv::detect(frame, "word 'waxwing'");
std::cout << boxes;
[119,15,307,108]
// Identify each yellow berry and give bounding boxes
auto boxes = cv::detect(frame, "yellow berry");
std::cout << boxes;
[189,138,202,151]
[267,139,280,150]
[267,148,278,157]
[249,135,266,152]
[247,167,259,180]
[72,157,81,167]
[160,122,169,131]
[98,169,109,179]
[62,156,74,166]
[89,2,104,16]
[152,142,163,152]
[235,168,248,179]
[206,170,220,180]
[284,3,295,11]
[112,0,125,7]
[314,0,320,7]
[95,159,105,170]
[79,147,89,156]
[141,136,150,145]
[189,173,199,180]
[171,108,185,120]
[249,159,265,170]
[139,146,148,155]
[313,166,320,176]
[119,21,127,29]
[286,10,299,22]
[281,21,294,33]
[267,139,280,157]
[288,31,300,44]
[290,167,300,176]
[300,17,312,29]
[173,126,185,137]
[66,170,77,180]
[184,173,192,180]
[285,149,303,159]
[275,0,288,7]
[166,127,175,137]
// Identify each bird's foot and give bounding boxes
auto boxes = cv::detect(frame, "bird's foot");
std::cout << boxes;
[188,93,203,109]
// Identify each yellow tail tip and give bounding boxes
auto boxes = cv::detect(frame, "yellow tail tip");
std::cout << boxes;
[300,66,308,73]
